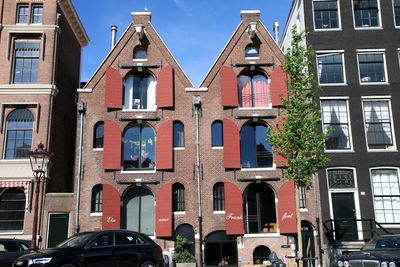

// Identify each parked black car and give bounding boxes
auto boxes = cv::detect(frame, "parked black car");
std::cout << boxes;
[334,235,400,267]
[13,230,163,267]
[0,238,31,267]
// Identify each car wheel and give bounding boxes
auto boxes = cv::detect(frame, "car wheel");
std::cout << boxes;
[141,261,156,267]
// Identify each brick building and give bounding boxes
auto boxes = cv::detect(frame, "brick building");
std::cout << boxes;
[76,10,320,266]
[0,0,88,248]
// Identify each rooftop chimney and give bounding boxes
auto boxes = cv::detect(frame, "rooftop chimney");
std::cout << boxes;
[273,21,280,43]
[111,25,118,49]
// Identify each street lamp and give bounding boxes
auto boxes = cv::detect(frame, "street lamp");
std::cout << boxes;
[29,142,52,251]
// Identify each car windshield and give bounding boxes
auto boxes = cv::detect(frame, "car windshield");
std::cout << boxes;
[362,236,400,250]
[56,233,94,248]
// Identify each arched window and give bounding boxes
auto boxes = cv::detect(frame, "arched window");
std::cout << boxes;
[93,122,104,149]
[133,46,147,60]
[253,245,271,264]
[173,121,185,148]
[123,72,156,110]
[240,123,273,169]
[173,183,185,212]
[245,44,259,58]
[91,184,103,213]
[211,121,223,147]
[0,188,26,231]
[122,123,155,171]
[213,182,225,211]
[243,183,276,233]
[122,186,154,235]
[238,71,270,108]
[174,224,195,257]
[5,108,33,159]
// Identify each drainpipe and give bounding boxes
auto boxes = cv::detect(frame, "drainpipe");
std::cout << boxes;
[193,96,203,267]
[75,102,85,234]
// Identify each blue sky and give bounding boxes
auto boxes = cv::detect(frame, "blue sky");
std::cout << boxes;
[72,0,292,87]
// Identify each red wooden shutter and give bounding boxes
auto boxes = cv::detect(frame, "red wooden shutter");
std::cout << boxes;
[220,66,239,107]
[102,184,121,230]
[278,180,297,234]
[271,66,288,107]
[155,184,173,237]
[156,121,173,170]
[156,65,174,108]
[225,182,244,235]
[223,119,241,169]
[105,67,123,109]
[103,120,121,170]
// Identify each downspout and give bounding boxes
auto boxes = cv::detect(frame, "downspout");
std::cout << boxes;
[193,96,203,267]
[75,102,85,234]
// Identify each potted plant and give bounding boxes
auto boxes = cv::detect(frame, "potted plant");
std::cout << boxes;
[173,235,196,267]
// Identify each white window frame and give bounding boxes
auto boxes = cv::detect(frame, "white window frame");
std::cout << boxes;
[122,75,157,112]
[320,97,354,153]
[357,50,388,85]
[316,50,347,86]
[361,96,397,152]
[326,167,364,241]
[352,0,382,30]
[393,0,400,28]
[369,167,400,227]
[312,0,342,31]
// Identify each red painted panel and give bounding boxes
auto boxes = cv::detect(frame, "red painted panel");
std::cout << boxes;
[156,65,174,108]
[278,180,297,234]
[103,120,121,170]
[155,184,173,237]
[105,67,123,109]
[156,121,173,170]
[223,119,241,169]
[271,66,288,107]
[220,66,239,107]
[102,184,121,230]
[225,182,244,235]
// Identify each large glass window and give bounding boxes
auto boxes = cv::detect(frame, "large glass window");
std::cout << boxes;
[321,99,351,150]
[31,5,43,24]
[173,183,185,212]
[317,52,345,84]
[238,72,270,108]
[91,184,103,213]
[213,183,225,212]
[13,40,40,84]
[93,122,104,149]
[211,121,223,147]
[358,52,386,84]
[353,0,380,28]
[5,109,33,159]
[394,0,400,26]
[123,186,154,235]
[17,5,29,24]
[362,100,394,150]
[243,183,276,233]
[371,169,400,224]
[173,121,184,148]
[123,73,156,110]
[313,0,339,29]
[240,123,273,169]
[122,123,155,171]
[0,188,26,231]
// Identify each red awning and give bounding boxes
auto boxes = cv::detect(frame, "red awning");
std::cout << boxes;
[102,184,121,230]
[225,182,244,235]
[278,180,297,234]
[155,184,172,237]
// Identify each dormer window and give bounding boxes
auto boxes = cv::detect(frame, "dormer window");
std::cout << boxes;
[133,46,147,60]
[245,45,259,58]
[123,72,156,110]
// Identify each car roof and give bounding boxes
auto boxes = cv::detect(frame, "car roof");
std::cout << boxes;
[0,238,30,242]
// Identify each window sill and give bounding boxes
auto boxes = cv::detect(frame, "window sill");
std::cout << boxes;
[0,159,30,163]
[354,26,383,30]
[245,56,260,60]
[319,83,347,87]
[0,231,24,235]
[300,208,308,212]
[93,148,104,151]
[90,212,102,217]
[238,107,272,110]
[212,146,223,150]
[121,109,157,112]
[241,166,276,172]
[314,28,342,32]
[367,149,398,153]
[133,59,148,62]
[325,149,354,153]
[173,211,186,215]
[244,233,280,238]
[359,82,389,86]
[173,147,185,150]
[121,170,156,174]
[213,211,226,215]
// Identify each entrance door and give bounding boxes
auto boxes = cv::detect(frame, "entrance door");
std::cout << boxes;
[332,193,358,241]
[205,231,238,267]
[47,213,69,248]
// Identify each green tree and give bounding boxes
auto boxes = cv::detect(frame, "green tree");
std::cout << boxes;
[173,235,196,263]
[268,27,330,187]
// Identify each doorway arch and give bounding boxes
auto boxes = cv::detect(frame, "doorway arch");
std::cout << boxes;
[204,231,238,267]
